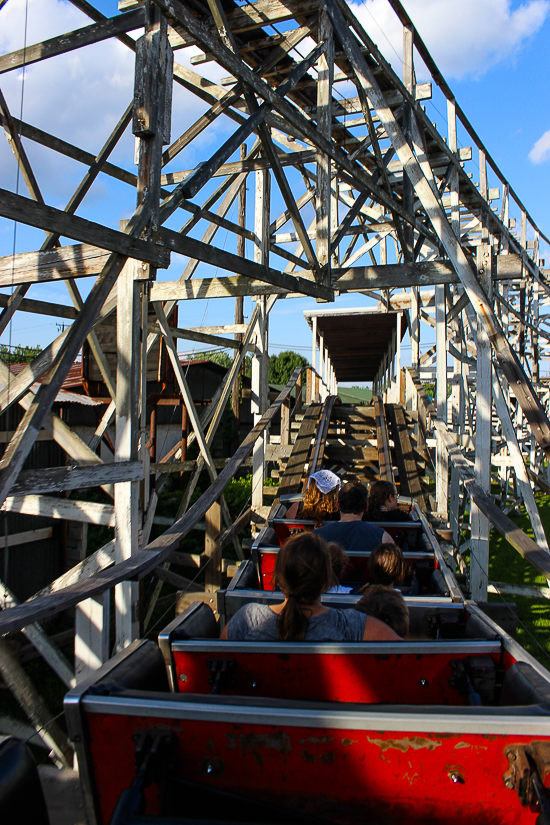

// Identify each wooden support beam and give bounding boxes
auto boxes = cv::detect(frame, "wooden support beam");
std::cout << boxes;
[7,460,142,496]
[1,494,115,526]
[374,396,394,483]
[0,10,144,74]
[161,149,316,184]
[154,0,437,246]
[325,0,550,460]
[0,580,75,689]
[0,189,169,268]
[0,368,305,634]
[114,259,142,651]
[160,227,331,300]
[0,243,74,295]
[204,499,222,593]
[149,322,252,351]
[435,284,448,518]
[470,245,493,600]
[0,88,44,206]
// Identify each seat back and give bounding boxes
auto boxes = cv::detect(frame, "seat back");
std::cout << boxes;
[87,639,168,696]
[158,602,219,690]
[253,544,434,592]
[169,637,501,706]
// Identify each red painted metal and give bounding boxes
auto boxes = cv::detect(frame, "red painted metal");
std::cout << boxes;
[257,547,428,591]
[257,548,277,590]
[172,648,496,705]
[86,709,541,825]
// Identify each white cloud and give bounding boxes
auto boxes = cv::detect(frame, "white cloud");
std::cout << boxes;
[347,0,550,80]
[529,129,550,163]
[0,0,236,207]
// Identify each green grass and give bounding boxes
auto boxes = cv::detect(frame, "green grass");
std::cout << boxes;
[480,492,550,668]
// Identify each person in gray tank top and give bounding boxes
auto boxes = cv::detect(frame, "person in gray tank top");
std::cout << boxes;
[220,533,400,643]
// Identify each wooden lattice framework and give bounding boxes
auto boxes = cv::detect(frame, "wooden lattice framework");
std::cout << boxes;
[1,0,550,765]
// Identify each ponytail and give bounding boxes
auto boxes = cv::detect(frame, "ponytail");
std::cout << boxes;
[273,533,332,641]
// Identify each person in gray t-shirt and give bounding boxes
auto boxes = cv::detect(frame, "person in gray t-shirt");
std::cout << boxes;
[226,601,367,642]
[220,532,400,643]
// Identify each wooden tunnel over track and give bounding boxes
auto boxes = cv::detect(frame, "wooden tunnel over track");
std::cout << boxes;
[0,0,550,767]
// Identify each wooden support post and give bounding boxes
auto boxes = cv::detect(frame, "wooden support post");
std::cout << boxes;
[311,315,317,380]
[113,2,172,649]
[470,244,493,601]
[140,282,150,520]
[75,592,110,682]
[281,396,291,446]
[435,284,448,518]
[296,370,303,411]
[396,312,402,401]
[447,98,460,238]
[232,143,247,454]
[319,333,325,397]
[402,22,414,263]
[315,7,333,285]
[411,287,420,369]
[204,499,222,593]
[533,279,540,384]
[114,256,141,651]
[252,165,270,515]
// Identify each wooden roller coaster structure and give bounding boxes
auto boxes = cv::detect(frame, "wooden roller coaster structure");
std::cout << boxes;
[0,0,550,782]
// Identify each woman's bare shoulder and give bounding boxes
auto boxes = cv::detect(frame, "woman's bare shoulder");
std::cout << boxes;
[362,615,401,641]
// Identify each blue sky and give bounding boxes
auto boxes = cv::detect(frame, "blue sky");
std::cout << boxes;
[0,0,549,375]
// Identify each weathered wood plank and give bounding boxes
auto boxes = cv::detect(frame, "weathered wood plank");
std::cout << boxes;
[387,403,427,509]
[0,369,305,633]
[326,0,550,458]
[0,292,77,319]
[9,460,143,496]
[0,527,52,547]
[0,113,137,189]
[150,277,292,300]
[156,0,437,245]
[0,10,143,75]
[408,367,550,581]
[1,494,115,526]
[374,397,394,483]
[278,402,322,496]
[161,150,316,184]
[160,227,332,299]
[0,189,169,268]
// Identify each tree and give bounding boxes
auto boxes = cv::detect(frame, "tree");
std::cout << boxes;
[187,349,252,377]
[0,343,42,364]
[268,350,308,385]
